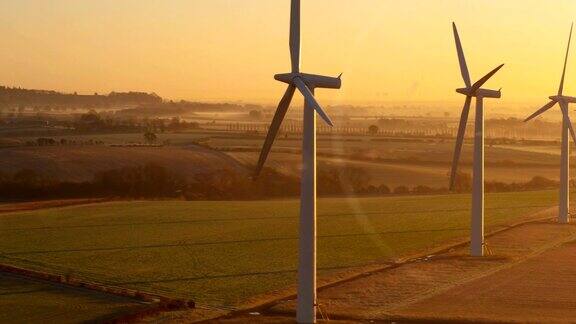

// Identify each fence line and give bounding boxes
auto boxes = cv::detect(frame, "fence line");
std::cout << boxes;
[219,122,559,140]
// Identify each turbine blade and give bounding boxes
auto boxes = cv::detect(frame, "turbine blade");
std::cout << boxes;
[293,77,334,126]
[524,101,556,122]
[559,101,576,143]
[449,96,472,191]
[254,85,296,177]
[470,64,505,94]
[452,22,471,87]
[558,23,573,95]
[289,0,301,73]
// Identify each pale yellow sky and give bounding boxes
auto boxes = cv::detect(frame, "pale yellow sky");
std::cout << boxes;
[1,0,576,109]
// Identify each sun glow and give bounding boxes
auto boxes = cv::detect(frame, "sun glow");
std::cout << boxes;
[1,0,575,109]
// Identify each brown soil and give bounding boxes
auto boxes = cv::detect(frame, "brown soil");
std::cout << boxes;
[392,238,576,323]
[260,221,576,323]
[227,151,561,188]
[0,144,247,182]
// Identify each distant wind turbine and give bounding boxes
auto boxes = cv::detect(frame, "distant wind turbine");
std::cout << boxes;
[449,22,504,257]
[254,0,341,322]
[524,23,576,224]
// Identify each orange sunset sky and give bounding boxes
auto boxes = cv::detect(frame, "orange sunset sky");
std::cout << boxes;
[1,0,576,110]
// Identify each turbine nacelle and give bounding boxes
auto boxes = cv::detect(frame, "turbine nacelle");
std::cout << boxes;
[274,72,342,89]
[549,95,576,103]
[456,87,501,98]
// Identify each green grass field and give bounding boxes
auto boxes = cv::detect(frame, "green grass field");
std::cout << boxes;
[0,191,558,307]
[0,273,142,323]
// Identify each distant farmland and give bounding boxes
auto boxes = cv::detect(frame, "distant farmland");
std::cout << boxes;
[215,131,566,187]
[0,145,246,182]
[0,190,557,307]
[2,130,567,188]
[228,151,562,188]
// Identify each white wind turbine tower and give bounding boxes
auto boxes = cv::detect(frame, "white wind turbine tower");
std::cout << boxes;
[449,22,504,257]
[524,24,576,224]
[254,0,341,322]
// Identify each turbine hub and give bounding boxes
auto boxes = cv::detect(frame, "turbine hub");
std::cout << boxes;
[274,73,297,84]
[456,88,471,96]
[275,72,341,90]
[456,87,501,98]
[549,95,562,102]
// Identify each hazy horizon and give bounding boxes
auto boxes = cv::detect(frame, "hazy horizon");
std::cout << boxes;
[1,0,576,111]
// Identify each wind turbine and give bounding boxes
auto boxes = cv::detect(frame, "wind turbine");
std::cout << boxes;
[448,23,504,257]
[254,0,341,322]
[524,24,576,224]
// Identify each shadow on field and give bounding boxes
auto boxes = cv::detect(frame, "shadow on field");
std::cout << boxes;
[3,227,468,255]
[0,288,52,296]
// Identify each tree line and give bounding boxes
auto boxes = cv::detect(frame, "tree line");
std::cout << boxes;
[0,87,161,111]
[0,164,562,201]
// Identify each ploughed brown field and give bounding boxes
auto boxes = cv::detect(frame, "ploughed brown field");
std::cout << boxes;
[228,151,563,188]
[0,144,246,182]
[393,238,576,323]
[3,130,570,188]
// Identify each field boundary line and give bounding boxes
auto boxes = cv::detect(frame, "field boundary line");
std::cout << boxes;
[0,198,111,214]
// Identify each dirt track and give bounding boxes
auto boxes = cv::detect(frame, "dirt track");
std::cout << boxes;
[392,238,576,323]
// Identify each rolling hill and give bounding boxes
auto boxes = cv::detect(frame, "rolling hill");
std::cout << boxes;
[0,145,247,182]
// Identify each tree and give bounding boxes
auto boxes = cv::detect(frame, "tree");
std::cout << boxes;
[363,185,378,194]
[77,110,105,130]
[412,185,434,194]
[249,110,263,120]
[378,184,391,194]
[453,172,472,193]
[13,169,42,187]
[318,165,371,194]
[368,124,379,135]
[524,176,557,190]
[393,186,410,195]
[144,131,157,144]
[36,137,56,146]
